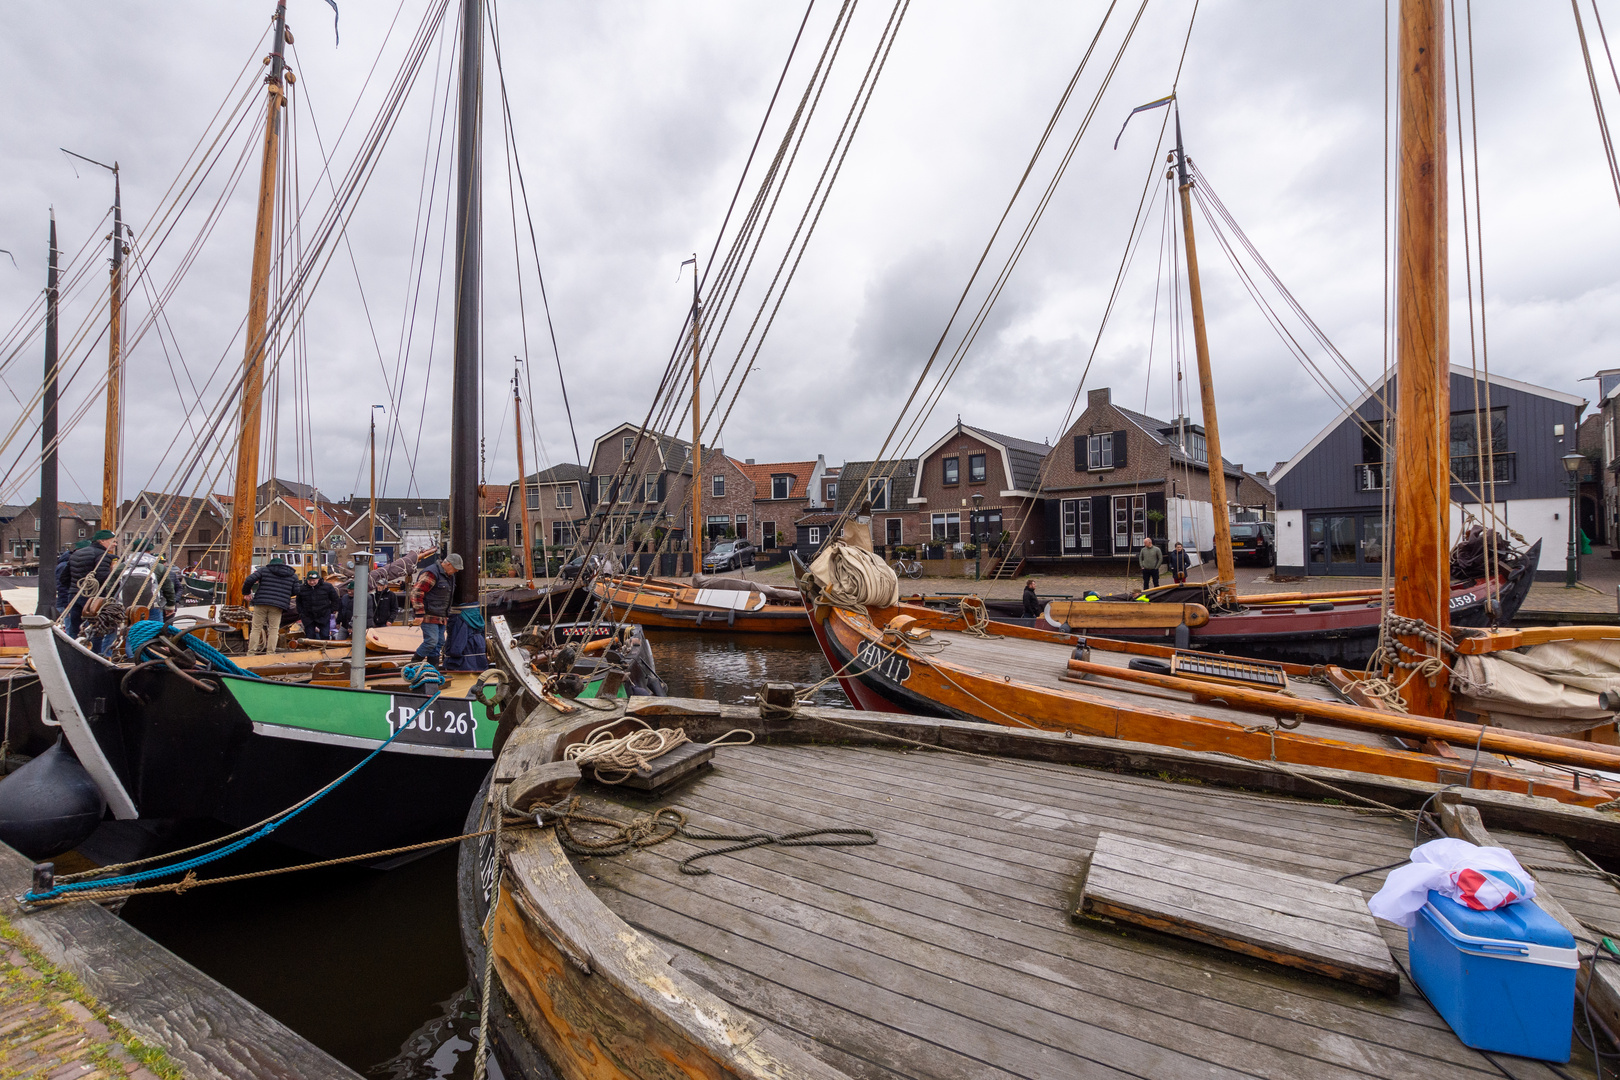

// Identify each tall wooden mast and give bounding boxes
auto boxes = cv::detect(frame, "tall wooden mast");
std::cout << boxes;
[225,1,289,605]
[103,167,123,526]
[689,256,702,576]
[449,0,483,605]
[38,214,60,617]
[1173,114,1236,601]
[1392,0,1452,716]
[512,368,534,585]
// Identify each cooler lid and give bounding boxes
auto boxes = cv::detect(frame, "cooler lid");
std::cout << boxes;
[1423,891,1576,959]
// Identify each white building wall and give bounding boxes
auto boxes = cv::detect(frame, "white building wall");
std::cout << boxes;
[1449,499,1567,576]
[1167,496,1218,562]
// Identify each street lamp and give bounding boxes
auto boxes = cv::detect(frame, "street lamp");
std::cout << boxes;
[1563,452,1585,588]
[971,491,985,582]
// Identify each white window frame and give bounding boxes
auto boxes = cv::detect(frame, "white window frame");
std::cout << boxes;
[825,482,837,504]
[139,505,148,519]
[645,476,659,502]
[807,526,822,545]
[735,514,748,537]
[712,474,726,498]
[526,484,540,510]
[555,486,573,509]
[1088,434,1114,471]
[868,477,889,511]
[886,517,903,545]
[930,512,961,543]
[622,435,635,460]
[254,521,274,537]
[551,521,576,546]
[772,476,791,499]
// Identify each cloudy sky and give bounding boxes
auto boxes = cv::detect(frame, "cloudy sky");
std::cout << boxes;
[0,0,1616,508]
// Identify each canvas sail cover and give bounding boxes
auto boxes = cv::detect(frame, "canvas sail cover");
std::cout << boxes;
[808,541,900,610]
[1451,639,1620,734]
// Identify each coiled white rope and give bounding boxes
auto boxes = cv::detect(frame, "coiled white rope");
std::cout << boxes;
[565,718,755,784]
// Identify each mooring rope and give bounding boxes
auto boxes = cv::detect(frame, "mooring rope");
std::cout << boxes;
[563,718,754,784]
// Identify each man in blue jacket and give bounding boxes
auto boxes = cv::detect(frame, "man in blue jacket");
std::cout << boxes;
[243,556,298,655]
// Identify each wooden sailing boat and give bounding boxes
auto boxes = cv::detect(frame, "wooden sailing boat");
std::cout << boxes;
[464,8,1620,1077]
[796,23,1620,781]
[10,0,660,861]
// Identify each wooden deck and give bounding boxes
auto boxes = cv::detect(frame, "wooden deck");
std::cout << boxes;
[565,741,1613,1079]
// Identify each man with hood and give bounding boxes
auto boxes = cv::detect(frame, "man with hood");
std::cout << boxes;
[117,540,177,622]
[243,555,298,655]
[295,569,340,640]
[410,551,462,664]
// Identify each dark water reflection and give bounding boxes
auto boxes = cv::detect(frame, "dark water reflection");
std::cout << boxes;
[120,632,840,1076]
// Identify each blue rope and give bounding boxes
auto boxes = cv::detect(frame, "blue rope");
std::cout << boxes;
[403,661,444,690]
[127,620,260,679]
[24,687,443,902]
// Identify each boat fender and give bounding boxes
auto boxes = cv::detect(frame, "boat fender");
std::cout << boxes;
[728,606,736,628]
[0,739,106,860]
[1175,622,1191,650]
[1308,603,1335,612]
[1127,657,1173,675]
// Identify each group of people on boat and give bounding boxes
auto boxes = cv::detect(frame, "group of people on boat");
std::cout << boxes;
[55,531,179,654]
[237,548,463,664]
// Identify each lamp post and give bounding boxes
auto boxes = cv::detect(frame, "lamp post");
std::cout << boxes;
[1563,452,1585,588]
[971,491,984,581]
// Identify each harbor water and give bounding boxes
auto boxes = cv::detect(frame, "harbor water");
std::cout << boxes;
[118,631,847,1078]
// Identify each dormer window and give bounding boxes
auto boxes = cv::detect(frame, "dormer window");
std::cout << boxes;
[622,436,635,460]
[772,476,791,499]
[868,478,889,511]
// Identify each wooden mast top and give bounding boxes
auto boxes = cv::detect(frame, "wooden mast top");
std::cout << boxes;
[1392,0,1452,716]
[224,1,289,605]
[1173,113,1237,600]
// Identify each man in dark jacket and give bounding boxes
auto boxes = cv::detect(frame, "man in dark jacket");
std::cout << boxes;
[1167,542,1193,585]
[1022,579,1041,618]
[65,531,118,645]
[243,556,298,655]
[338,581,378,639]
[374,586,400,627]
[51,542,80,616]
[295,570,340,640]
[410,552,461,663]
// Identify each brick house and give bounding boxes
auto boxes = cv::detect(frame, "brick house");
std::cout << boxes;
[115,492,230,570]
[736,456,829,551]
[583,423,761,551]
[797,459,918,558]
[503,462,593,559]
[1034,386,1263,564]
[0,500,100,562]
[900,422,1050,556]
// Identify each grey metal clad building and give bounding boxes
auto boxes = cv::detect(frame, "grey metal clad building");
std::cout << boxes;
[1270,366,1585,579]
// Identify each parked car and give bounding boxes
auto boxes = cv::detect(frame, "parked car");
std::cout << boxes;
[1230,522,1275,564]
[703,539,756,572]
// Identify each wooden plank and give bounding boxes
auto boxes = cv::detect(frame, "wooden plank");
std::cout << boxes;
[1078,832,1399,994]
[0,842,361,1080]
[1046,601,1210,628]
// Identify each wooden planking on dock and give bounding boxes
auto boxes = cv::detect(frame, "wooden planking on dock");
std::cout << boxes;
[1076,831,1400,993]
[566,741,1585,1079]
[0,841,362,1080]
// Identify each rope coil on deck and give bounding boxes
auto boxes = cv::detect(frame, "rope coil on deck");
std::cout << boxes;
[563,718,755,784]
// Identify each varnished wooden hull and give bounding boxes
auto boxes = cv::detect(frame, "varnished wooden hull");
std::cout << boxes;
[592,578,812,634]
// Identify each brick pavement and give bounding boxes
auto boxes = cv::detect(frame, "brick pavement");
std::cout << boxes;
[0,921,176,1079]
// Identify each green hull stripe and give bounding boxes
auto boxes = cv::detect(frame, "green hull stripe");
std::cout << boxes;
[223,677,495,751]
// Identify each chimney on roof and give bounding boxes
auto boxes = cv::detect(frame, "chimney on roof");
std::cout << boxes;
[746,458,755,465]
[1087,387,1111,409]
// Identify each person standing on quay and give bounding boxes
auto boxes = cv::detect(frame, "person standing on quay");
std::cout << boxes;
[1167,541,1192,585]
[243,556,297,655]
[1138,536,1163,591]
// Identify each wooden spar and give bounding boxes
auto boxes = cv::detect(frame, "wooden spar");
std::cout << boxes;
[689,256,702,577]
[512,368,534,585]
[449,0,483,606]
[38,213,59,617]
[102,167,123,526]
[225,0,289,606]
[1174,114,1236,598]
[1393,0,1451,716]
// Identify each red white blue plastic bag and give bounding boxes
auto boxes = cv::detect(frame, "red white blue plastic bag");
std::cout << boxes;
[1366,838,1536,928]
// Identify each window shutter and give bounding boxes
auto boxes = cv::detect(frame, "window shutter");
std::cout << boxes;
[1074,436,1085,471]
[1112,430,1128,468]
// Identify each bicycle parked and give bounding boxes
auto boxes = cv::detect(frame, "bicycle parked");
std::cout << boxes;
[892,557,923,579]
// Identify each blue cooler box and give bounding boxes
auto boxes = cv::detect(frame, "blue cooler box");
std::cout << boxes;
[1409,890,1578,1062]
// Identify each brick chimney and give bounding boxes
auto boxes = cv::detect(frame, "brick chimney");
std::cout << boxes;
[1087,387,1111,410]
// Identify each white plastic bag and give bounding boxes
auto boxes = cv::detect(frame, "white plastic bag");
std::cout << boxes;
[1366,838,1536,928]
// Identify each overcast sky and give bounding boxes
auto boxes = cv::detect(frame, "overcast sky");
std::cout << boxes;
[0,0,1616,507]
